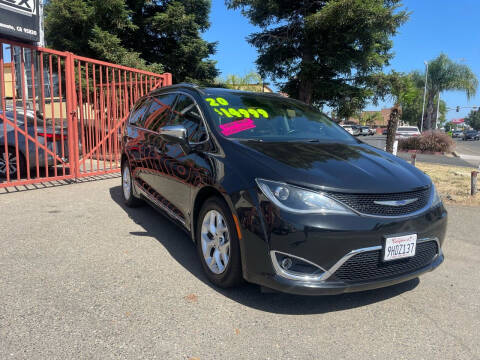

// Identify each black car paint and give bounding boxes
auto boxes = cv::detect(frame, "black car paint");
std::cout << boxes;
[122,84,447,295]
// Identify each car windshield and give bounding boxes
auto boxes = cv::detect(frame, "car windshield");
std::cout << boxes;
[398,127,418,132]
[202,92,355,142]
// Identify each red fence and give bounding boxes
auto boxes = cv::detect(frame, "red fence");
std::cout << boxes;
[0,38,171,188]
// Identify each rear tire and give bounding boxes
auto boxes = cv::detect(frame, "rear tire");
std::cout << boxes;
[196,197,243,288]
[121,161,142,207]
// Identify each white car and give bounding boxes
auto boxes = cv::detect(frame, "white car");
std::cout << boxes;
[396,126,421,139]
[340,125,360,136]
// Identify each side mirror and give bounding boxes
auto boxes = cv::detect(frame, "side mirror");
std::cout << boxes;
[159,125,191,153]
[159,125,187,142]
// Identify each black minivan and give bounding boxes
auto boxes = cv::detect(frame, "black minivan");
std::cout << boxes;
[121,84,447,295]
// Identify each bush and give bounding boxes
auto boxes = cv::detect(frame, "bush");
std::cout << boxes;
[398,131,455,153]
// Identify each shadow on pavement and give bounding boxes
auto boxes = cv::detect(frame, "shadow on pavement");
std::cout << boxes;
[109,185,419,315]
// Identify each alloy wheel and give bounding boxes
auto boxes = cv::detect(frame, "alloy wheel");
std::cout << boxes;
[0,150,17,177]
[201,210,231,274]
[122,165,131,201]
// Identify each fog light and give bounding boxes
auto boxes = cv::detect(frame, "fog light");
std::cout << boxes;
[281,257,293,270]
[274,186,289,201]
[271,251,326,282]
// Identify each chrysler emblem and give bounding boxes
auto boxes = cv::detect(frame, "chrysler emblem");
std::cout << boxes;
[374,198,418,207]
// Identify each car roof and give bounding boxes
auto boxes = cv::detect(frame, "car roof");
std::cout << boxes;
[150,83,302,104]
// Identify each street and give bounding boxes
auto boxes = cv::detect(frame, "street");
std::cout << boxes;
[362,135,480,168]
[1,178,479,359]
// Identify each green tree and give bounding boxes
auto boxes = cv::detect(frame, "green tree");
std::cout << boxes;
[226,0,409,117]
[218,71,265,92]
[393,71,447,128]
[360,112,382,126]
[423,54,478,130]
[466,110,480,130]
[45,0,218,82]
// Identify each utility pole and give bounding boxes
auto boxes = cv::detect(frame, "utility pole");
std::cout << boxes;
[420,61,428,132]
[37,0,45,47]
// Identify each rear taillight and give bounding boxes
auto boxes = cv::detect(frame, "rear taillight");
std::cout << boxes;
[38,132,67,141]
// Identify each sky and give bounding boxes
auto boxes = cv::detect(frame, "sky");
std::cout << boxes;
[203,0,480,121]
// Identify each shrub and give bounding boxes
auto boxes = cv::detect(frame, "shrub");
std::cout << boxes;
[398,131,455,153]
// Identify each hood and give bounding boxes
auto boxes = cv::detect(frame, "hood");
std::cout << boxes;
[229,140,431,193]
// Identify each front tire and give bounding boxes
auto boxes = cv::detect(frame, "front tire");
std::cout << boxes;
[196,197,242,288]
[121,161,142,207]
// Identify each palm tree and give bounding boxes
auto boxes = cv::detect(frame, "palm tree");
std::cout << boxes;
[222,71,265,92]
[423,54,478,130]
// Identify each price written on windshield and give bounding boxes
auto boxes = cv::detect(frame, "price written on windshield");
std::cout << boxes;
[205,97,269,119]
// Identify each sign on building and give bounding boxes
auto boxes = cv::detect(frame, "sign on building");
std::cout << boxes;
[0,0,40,43]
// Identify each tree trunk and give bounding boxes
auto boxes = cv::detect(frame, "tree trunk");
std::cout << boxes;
[298,48,313,105]
[298,78,313,104]
[424,92,435,130]
[386,105,401,154]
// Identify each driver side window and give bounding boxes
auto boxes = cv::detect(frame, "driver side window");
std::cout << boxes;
[170,94,208,143]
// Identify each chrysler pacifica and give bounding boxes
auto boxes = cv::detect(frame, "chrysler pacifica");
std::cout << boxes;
[120,84,447,295]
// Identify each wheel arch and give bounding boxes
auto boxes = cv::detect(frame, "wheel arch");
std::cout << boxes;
[191,186,237,243]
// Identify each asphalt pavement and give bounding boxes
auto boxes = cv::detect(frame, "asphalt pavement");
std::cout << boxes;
[453,138,480,167]
[1,178,479,359]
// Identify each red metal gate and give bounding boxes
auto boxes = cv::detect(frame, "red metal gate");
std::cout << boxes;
[0,38,171,188]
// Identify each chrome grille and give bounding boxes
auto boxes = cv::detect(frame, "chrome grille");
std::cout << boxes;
[331,241,438,283]
[326,187,431,216]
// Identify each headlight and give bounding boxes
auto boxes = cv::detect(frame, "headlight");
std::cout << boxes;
[256,179,354,215]
[432,183,442,206]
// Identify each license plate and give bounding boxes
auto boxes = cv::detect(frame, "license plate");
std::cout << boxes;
[383,234,417,261]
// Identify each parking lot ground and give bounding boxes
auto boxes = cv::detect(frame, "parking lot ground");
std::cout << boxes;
[1,178,480,359]
[453,138,480,168]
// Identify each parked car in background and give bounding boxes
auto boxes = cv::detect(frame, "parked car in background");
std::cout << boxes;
[396,126,421,139]
[121,84,446,295]
[352,125,361,136]
[360,126,370,136]
[462,130,479,141]
[340,124,355,135]
[0,109,68,179]
[382,128,388,135]
[452,130,463,138]
[368,127,377,135]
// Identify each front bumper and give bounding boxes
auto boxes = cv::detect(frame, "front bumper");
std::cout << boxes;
[263,253,443,295]
[234,189,447,296]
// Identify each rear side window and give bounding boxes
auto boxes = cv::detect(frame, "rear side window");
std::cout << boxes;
[128,97,150,126]
[170,95,207,143]
[142,94,177,132]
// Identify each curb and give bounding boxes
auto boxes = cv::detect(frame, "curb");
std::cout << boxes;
[398,150,445,156]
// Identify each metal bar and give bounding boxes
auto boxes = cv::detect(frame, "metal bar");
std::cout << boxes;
[85,62,92,173]
[39,52,48,172]
[78,60,86,173]
[20,48,31,180]
[75,168,120,178]
[57,54,65,176]
[92,64,100,171]
[10,46,21,181]
[2,116,65,162]
[0,173,75,188]
[30,49,40,179]
[107,67,113,170]
[66,52,79,178]
[48,54,57,177]
[100,66,106,169]
[129,71,133,111]
[71,53,163,77]
[0,45,10,183]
